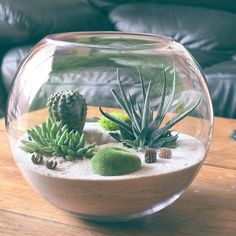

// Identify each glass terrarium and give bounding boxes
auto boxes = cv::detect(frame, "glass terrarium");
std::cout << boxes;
[6,32,213,222]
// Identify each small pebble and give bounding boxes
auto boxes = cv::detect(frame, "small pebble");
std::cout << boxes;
[145,148,157,164]
[46,160,58,170]
[31,154,43,165]
[159,148,172,159]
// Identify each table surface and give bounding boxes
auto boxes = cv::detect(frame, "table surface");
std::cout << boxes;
[0,115,236,236]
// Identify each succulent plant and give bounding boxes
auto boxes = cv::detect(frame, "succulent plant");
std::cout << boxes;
[92,146,141,176]
[20,119,96,160]
[99,67,201,149]
[98,111,131,131]
[47,90,87,133]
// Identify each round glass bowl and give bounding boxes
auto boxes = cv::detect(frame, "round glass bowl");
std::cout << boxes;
[6,32,213,222]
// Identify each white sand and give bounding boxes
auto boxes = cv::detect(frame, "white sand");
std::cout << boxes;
[14,122,205,179]
[12,122,206,218]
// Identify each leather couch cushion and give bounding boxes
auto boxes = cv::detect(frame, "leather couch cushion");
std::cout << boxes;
[204,61,236,118]
[1,46,33,91]
[109,3,236,68]
[0,0,113,45]
[92,0,236,14]
[15,0,91,8]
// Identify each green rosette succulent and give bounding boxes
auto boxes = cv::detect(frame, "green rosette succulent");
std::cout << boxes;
[47,90,87,133]
[20,119,96,160]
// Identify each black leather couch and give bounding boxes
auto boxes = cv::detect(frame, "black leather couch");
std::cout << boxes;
[1,0,236,118]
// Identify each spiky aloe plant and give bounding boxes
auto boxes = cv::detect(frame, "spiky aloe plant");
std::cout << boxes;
[20,119,96,160]
[47,90,87,133]
[99,67,201,149]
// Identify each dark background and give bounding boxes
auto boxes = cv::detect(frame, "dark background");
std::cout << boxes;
[0,0,236,118]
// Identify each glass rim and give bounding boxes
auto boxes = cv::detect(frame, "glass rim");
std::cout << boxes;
[43,31,175,51]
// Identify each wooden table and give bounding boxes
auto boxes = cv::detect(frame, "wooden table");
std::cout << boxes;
[0,116,236,236]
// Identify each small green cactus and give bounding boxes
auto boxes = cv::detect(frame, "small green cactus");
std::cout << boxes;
[98,112,131,131]
[20,119,96,160]
[92,146,141,176]
[47,90,87,133]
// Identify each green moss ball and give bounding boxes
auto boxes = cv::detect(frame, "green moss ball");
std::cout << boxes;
[92,146,141,176]
[98,112,130,131]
